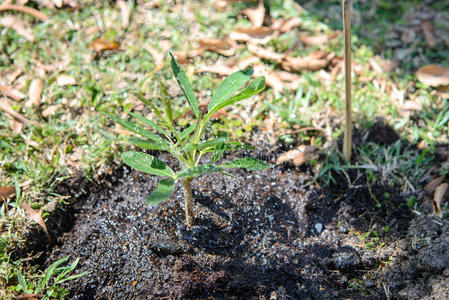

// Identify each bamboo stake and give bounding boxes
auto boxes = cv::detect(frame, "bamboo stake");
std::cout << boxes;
[342,0,352,161]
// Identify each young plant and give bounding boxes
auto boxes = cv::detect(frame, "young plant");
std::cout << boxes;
[342,0,352,161]
[104,53,269,228]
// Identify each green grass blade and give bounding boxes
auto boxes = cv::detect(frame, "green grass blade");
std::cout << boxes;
[128,137,171,151]
[220,157,270,170]
[54,258,80,284]
[122,151,175,178]
[204,77,265,124]
[160,83,173,123]
[146,179,175,205]
[44,255,70,286]
[176,164,222,179]
[17,271,28,292]
[169,52,199,118]
[208,69,253,114]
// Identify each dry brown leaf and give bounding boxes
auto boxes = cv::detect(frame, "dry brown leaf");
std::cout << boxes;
[230,26,275,44]
[114,123,132,135]
[198,38,235,56]
[424,176,446,192]
[42,104,62,117]
[300,34,329,46]
[243,0,265,27]
[402,100,422,111]
[0,4,49,21]
[22,202,50,241]
[253,64,284,92]
[282,52,333,72]
[0,186,15,201]
[0,15,34,41]
[88,38,120,52]
[276,145,319,166]
[26,78,44,108]
[13,120,23,134]
[433,183,448,217]
[0,84,25,101]
[0,97,32,124]
[416,65,449,87]
[273,70,299,82]
[368,58,383,75]
[171,49,203,64]
[6,68,23,84]
[56,75,76,86]
[421,20,437,47]
[247,43,283,63]
[278,17,302,32]
[11,293,42,300]
[233,56,260,70]
[117,0,130,29]
[197,63,233,76]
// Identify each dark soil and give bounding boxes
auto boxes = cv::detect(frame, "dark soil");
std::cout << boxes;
[16,141,449,299]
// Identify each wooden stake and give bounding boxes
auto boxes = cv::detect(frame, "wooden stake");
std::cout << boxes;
[182,178,194,228]
[342,0,352,161]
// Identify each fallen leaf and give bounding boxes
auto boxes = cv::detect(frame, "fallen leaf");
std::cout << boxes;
[117,0,130,29]
[380,58,400,72]
[6,68,23,83]
[243,0,265,27]
[45,198,58,212]
[273,70,299,82]
[278,17,302,32]
[42,104,62,117]
[22,202,50,241]
[88,38,120,52]
[421,20,437,47]
[114,123,132,135]
[424,176,445,192]
[368,58,383,75]
[26,78,44,108]
[0,15,34,41]
[0,97,33,124]
[416,65,449,87]
[300,34,329,46]
[171,49,203,64]
[198,38,235,56]
[13,120,23,134]
[253,64,284,92]
[0,84,25,101]
[0,186,15,200]
[232,56,260,70]
[196,63,233,77]
[276,145,319,166]
[433,183,448,217]
[11,293,42,300]
[281,52,333,72]
[402,100,422,111]
[230,26,275,44]
[0,4,49,21]
[247,43,283,63]
[57,75,76,86]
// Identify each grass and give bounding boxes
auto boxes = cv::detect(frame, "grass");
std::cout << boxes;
[1,0,448,297]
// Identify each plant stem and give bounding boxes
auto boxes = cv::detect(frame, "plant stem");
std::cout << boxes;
[342,0,352,161]
[182,177,194,227]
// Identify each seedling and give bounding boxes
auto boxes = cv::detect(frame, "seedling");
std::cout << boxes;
[342,0,352,161]
[104,53,269,227]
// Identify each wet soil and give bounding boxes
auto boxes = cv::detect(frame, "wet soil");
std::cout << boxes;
[15,138,449,299]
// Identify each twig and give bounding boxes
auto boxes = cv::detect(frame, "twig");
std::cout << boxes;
[0,4,49,21]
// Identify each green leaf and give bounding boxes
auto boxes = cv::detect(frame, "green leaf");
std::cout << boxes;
[122,151,175,178]
[211,143,226,164]
[129,112,170,138]
[204,76,265,123]
[179,124,195,141]
[54,258,80,284]
[208,69,253,113]
[160,83,173,123]
[182,137,228,152]
[44,255,70,286]
[146,179,175,205]
[17,271,28,291]
[169,52,199,118]
[56,272,90,284]
[133,93,164,121]
[103,112,170,147]
[220,157,270,170]
[128,137,171,151]
[176,164,222,179]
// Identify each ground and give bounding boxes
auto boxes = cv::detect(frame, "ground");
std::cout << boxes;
[1,0,449,299]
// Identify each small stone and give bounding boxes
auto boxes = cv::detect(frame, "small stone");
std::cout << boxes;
[315,223,323,234]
